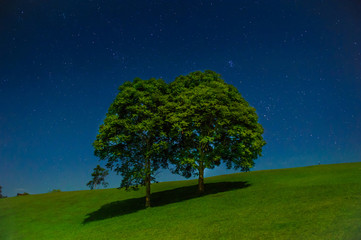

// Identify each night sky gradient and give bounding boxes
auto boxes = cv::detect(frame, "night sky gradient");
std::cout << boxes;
[1,0,361,197]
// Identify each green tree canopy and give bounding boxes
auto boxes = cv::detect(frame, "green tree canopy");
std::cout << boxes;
[167,70,266,192]
[93,78,169,207]
[86,165,109,190]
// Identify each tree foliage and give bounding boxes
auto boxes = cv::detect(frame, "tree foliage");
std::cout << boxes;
[86,165,109,190]
[167,70,266,192]
[92,71,265,204]
[0,185,5,198]
[93,78,169,207]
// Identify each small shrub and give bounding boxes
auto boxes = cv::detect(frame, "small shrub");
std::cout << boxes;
[17,192,29,196]
[50,189,61,193]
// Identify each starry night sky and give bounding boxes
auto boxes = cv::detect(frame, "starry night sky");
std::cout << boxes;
[1,0,361,197]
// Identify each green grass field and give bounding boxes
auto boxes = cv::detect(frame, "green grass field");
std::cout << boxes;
[1,162,361,240]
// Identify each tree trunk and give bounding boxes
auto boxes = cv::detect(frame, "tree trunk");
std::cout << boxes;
[145,158,151,208]
[198,162,205,193]
[145,174,151,207]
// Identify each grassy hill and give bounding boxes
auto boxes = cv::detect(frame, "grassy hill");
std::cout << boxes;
[1,162,361,240]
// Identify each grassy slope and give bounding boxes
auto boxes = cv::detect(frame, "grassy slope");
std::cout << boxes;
[1,162,361,240]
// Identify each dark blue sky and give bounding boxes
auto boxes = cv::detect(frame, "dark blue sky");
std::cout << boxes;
[1,0,360,197]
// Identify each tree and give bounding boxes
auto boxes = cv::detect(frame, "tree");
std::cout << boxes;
[87,165,109,190]
[167,70,266,193]
[0,185,4,198]
[93,78,169,207]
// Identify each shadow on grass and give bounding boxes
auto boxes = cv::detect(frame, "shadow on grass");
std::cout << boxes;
[83,181,250,224]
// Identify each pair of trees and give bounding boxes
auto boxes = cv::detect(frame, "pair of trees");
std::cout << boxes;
[91,70,266,207]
